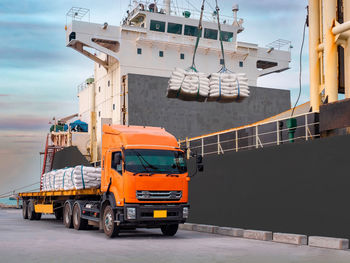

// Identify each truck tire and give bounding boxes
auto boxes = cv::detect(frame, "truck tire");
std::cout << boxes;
[22,200,28,219]
[63,202,73,228]
[54,208,63,220]
[161,224,179,236]
[35,213,42,220]
[103,205,119,238]
[72,203,88,230]
[27,200,37,221]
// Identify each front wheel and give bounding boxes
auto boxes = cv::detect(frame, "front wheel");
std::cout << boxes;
[103,205,119,238]
[161,224,179,236]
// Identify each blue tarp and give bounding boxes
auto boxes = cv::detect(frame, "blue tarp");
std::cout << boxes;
[64,120,88,132]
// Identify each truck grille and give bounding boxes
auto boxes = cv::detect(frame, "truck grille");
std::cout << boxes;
[136,190,182,201]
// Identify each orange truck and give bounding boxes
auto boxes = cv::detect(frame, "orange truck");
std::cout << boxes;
[19,125,203,237]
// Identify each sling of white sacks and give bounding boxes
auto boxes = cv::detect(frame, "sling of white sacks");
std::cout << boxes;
[167,68,250,102]
[167,68,210,102]
[208,73,250,102]
[41,166,101,191]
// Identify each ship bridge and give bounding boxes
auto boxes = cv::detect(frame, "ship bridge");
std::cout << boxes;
[65,3,291,81]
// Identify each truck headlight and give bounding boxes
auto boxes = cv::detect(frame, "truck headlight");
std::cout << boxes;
[126,207,136,220]
[183,207,189,218]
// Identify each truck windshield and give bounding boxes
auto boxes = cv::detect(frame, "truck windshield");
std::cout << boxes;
[124,149,187,174]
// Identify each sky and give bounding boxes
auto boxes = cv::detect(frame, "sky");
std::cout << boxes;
[0,0,310,195]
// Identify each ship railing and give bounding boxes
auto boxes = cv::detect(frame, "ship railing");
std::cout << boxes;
[128,1,239,26]
[77,75,94,94]
[180,112,320,158]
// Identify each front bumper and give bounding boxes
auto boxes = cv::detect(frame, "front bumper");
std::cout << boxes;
[117,203,189,227]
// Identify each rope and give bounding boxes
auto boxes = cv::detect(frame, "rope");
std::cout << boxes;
[291,16,307,117]
[236,78,240,101]
[190,0,205,70]
[215,0,226,71]
[217,75,222,101]
[81,165,85,189]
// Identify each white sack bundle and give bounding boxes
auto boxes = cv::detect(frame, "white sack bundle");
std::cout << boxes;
[72,165,101,190]
[167,68,209,102]
[208,72,250,103]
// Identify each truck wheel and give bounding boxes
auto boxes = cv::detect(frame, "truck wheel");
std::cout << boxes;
[54,208,63,220]
[72,203,88,230]
[103,205,119,238]
[22,200,28,219]
[161,224,179,236]
[63,202,73,228]
[27,200,37,221]
[35,213,42,220]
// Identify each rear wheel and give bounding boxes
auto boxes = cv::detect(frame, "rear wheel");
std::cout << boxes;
[27,200,37,221]
[72,203,88,230]
[35,212,42,220]
[54,208,63,220]
[63,202,73,228]
[103,205,119,238]
[22,200,28,219]
[161,224,179,236]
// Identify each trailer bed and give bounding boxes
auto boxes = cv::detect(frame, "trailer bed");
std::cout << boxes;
[19,188,101,198]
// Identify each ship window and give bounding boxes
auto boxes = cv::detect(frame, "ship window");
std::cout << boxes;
[221,31,234,42]
[184,25,200,37]
[159,51,164,57]
[204,28,218,40]
[239,61,244,67]
[150,20,165,32]
[137,48,142,55]
[167,23,182,35]
[180,53,185,60]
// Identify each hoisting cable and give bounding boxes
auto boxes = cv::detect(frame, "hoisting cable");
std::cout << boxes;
[215,0,226,72]
[291,7,308,117]
[190,0,206,72]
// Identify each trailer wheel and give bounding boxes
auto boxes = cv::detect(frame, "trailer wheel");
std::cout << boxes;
[35,213,42,220]
[27,200,37,221]
[161,224,179,236]
[103,205,119,238]
[63,202,73,228]
[54,208,63,220]
[72,203,88,230]
[22,200,28,219]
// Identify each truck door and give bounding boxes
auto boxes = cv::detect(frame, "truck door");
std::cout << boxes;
[107,150,124,206]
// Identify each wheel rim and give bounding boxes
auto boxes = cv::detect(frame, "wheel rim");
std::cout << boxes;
[64,205,70,224]
[73,206,78,226]
[105,211,113,232]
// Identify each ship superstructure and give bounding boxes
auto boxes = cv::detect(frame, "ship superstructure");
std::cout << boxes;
[63,1,292,161]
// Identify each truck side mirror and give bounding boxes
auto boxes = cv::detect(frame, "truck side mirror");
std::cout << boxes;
[196,155,204,172]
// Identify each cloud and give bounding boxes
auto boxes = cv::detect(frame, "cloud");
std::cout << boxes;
[0,115,49,130]
[0,94,9,97]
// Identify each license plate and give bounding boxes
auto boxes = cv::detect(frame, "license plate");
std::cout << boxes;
[153,210,167,218]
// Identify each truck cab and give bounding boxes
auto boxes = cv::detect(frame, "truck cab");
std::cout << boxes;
[100,125,190,237]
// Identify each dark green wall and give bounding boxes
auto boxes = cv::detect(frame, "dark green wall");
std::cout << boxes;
[188,135,350,239]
